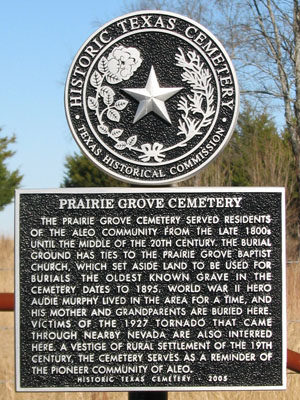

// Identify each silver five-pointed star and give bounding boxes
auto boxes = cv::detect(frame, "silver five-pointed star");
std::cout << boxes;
[122,66,183,124]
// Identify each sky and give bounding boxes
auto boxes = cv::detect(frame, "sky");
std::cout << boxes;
[0,0,131,236]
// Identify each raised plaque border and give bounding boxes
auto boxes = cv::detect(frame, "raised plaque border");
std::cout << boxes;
[15,187,286,392]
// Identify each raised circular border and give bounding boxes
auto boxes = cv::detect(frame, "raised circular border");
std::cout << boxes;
[65,10,239,186]
[83,29,221,168]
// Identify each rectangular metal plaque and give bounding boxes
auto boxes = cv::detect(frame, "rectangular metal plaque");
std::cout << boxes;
[15,187,286,391]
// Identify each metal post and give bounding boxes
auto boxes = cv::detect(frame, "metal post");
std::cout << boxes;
[129,392,168,400]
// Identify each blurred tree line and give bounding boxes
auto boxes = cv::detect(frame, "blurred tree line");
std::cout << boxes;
[0,129,22,211]
[183,106,299,258]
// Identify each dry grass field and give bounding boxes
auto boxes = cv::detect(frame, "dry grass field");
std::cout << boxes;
[1,235,300,399]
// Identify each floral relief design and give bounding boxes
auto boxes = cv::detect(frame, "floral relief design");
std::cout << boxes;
[87,45,216,164]
[107,46,142,82]
[88,45,142,153]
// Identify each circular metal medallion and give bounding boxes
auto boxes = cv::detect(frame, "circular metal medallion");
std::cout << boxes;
[65,11,239,185]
